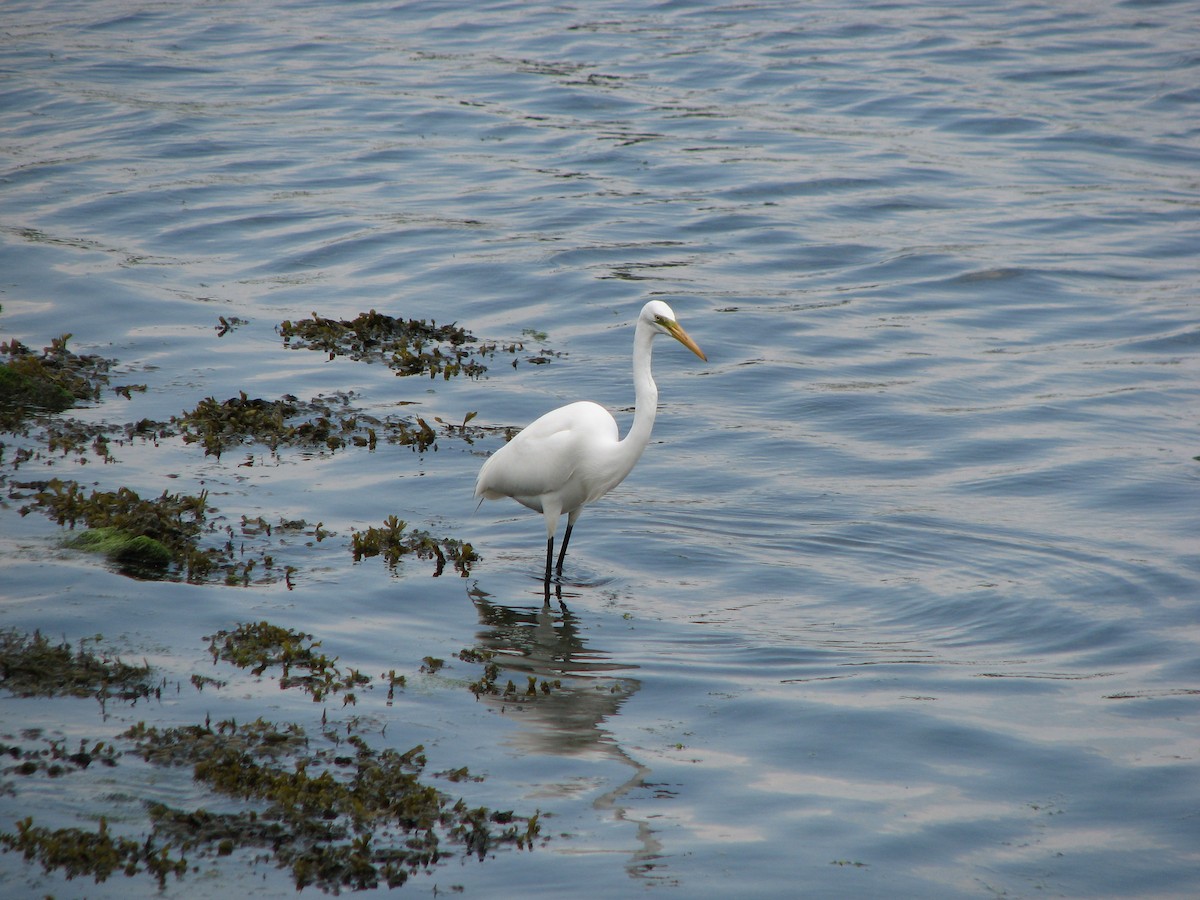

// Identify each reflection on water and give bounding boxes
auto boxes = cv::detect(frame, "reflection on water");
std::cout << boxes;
[468,583,667,882]
[470,584,639,758]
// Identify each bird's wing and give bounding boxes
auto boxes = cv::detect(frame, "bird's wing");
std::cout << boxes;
[475,401,616,502]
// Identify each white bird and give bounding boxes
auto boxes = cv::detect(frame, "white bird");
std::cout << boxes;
[474,300,706,583]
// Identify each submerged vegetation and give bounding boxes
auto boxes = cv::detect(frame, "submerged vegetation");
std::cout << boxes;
[351,514,478,577]
[176,390,442,458]
[125,721,539,891]
[204,622,371,704]
[0,625,544,892]
[0,334,125,429]
[0,629,155,706]
[1,816,187,889]
[21,478,216,580]
[0,312,571,891]
[15,475,476,585]
[456,646,563,700]
[278,309,558,378]
[1,310,531,586]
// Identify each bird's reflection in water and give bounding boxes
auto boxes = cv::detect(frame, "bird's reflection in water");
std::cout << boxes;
[467,582,668,882]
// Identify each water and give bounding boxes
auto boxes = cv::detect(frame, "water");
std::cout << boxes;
[2,0,1199,896]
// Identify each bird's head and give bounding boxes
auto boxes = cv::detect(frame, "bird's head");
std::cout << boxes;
[641,300,707,361]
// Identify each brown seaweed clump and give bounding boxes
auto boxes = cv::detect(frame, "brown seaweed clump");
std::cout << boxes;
[0,334,108,424]
[204,621,370,704]
[175,391,440,458]
[0,629,155,708]
[279,310,488,378]
[0,624,543,894]
[350,514,478,577]
[278,310,559,377]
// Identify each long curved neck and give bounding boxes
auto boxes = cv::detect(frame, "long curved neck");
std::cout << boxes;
[620,318,658,459]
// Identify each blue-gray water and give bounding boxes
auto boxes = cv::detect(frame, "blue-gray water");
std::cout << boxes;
[2,1,1198,896]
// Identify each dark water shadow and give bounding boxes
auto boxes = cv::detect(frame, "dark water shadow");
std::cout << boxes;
[467,582,669,883]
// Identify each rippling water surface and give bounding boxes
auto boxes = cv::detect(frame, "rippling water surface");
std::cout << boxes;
[2,1,1199,897]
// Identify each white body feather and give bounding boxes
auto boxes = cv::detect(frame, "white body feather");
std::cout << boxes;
[474,300,704,570]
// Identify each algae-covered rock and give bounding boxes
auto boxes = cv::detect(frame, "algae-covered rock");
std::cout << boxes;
[68,527,173,577]
[0,363,76,417]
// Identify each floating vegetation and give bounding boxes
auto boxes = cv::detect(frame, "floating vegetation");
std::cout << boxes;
[351,514,478,577]
[1,323,498,586]
[0,359,73,420]
[1,734,121,778]
[43,416,121,463]
[122,720,540,891]
[15,475,470,586]
[175,390,442,457]
[204,622,370,704]
[454,646,562,701]
[0,333,148,445]
[0,816,187,889]
[0,624,544,893]
[20,477,217,581]
[15,478,329,585]
[177,392,303,456]
[278,309,560,377]
[0,334,114,429]
[0,629,155,707]
[215,315,247,337]
[3,414,176,471]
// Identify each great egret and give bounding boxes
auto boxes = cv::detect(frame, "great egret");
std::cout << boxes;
[474,300,706,582]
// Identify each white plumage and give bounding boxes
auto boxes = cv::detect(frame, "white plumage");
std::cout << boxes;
[475,300,706,581]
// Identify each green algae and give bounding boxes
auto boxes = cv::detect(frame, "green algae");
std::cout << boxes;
[20,477,217,581]
[67,526,174,577]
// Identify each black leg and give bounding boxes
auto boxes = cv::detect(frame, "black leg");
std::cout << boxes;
[544,536,554,584]
[555,523,573,575]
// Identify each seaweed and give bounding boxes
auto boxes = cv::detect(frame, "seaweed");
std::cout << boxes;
[20,478,217,581]
[175,390,441,458]
[278,310,560,377]
[0,335,113,429]
[66,526,174,577]
[0,629,154,707]
[0,816,187,889]
[204,622,370,704]
[279,310,484,378]
[451,646,562,701]
[350,514,478,577]
[1,734,121,778]
[0,625,545,893]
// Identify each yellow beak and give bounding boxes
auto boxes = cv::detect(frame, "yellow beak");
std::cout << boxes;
[664,320,707,362]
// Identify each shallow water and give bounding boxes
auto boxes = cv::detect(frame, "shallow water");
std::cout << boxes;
[2,0,1199,896]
